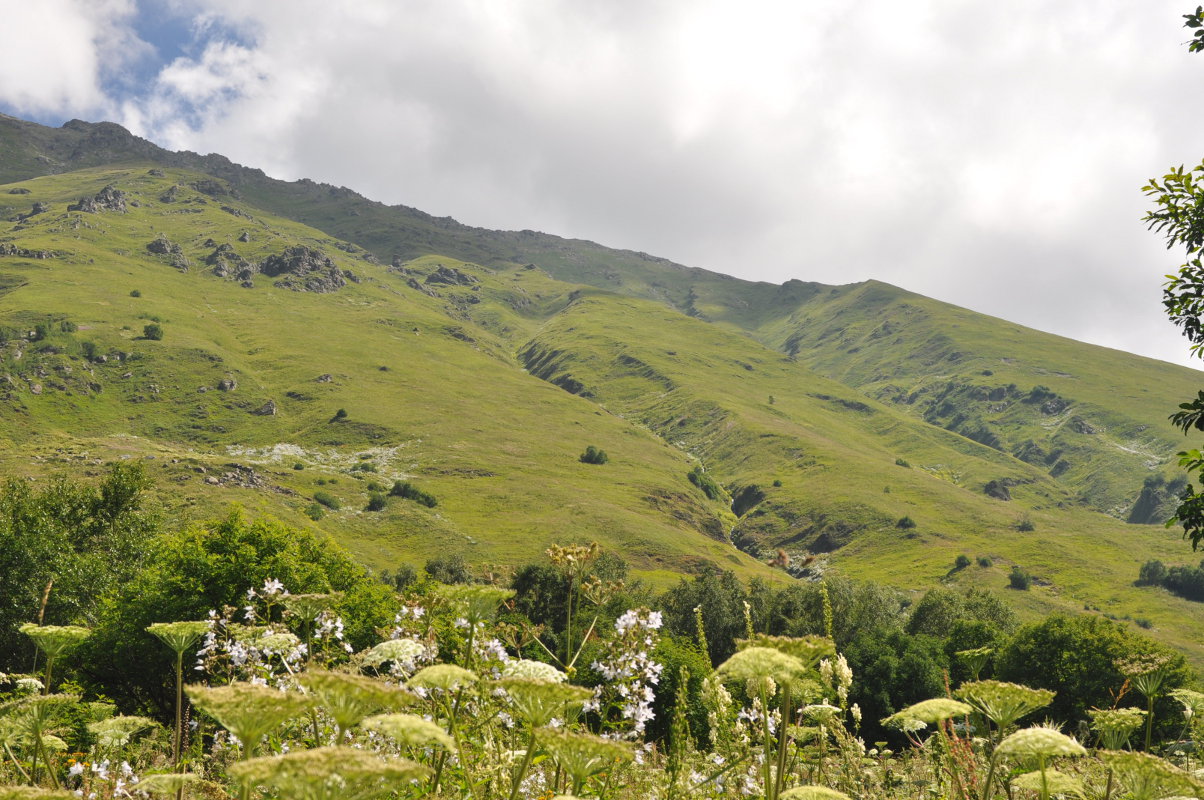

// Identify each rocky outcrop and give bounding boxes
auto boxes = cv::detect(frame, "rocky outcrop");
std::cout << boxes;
[68,184,127,213]
[147,234,189,271]
[253,399,277,416]
[425,265,478,286]
[259,246,346,293]
[0,244,55,259]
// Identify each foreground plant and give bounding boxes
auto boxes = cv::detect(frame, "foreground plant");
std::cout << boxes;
[993,725,1086,800]
[229,745,428,800]
[184,682,311,758]
[146,620,209,770]
[17,626,89,696]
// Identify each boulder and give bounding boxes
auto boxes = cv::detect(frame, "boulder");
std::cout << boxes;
[259,245,346,293]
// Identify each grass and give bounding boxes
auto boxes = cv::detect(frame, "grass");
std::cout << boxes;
[1,121,1204,665]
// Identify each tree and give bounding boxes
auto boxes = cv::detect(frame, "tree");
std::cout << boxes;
[142,323,163,340]
[1142,7,1204,548]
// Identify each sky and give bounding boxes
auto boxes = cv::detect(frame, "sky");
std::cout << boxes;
[1,1,1202,368]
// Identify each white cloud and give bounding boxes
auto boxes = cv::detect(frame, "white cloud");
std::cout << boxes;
[3,0,1203,368]
[0,0,144,117]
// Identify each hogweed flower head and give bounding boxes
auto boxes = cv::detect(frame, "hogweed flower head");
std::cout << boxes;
[1100,750,1204,800]
[134,773,201,798]
[502,659,567,683]
[1088,707,1147,750]
[230,745,429,800]
[995,724,1086,761]
[282,592,343,622]
[19,624,90,660]
[360,713,454,750]
[779,787,854,800]
[1011,769,1083,796]
[147,621,210,655]
[406,664,478,692]
[955,680,1054,730]
[299,670,415,732]
[186,682,311,755]
[537,727,633,790]
[87,715,157,751]
[497,678,594,727]
[1169,688,1204,721]
[435,584,515,625]
[738,634,835,673]
[361,638,430,677]
[716,646,817,699]
[882,698,973,729]
[1117,653,1174,699]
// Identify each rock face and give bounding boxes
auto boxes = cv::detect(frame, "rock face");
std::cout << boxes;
[147,234,189,271]
[68,184,127,213]
[217,377,237,391]
[259,246,347,293]
[253,399,277,416]
[0,244,54,259]
[425,265,478,286]
[7,188,31,195]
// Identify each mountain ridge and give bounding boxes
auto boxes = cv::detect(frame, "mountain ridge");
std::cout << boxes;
[4,115,1204,664]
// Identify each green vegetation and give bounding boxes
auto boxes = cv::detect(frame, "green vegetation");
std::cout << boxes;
[0,110,1203,669]
[687,466,724,501]
[141,322,163,340]
[579,444,609,464]
[390,480,437,508]
[0,483,1194,799]
[313,490,340,510]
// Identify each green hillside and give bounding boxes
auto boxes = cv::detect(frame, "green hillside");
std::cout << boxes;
[4,115,1204,665]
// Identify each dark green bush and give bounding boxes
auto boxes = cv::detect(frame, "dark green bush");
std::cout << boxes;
[1009,565,1032,590]
[896,516,916,529]
[579,445,609,465]
[130,289,142,297]
[954,554,972,570]
[365,492,387,512]
[977,555,992,567]
[304,502,324,521]
[389,480,437,507]
[687,466,723,500]
[142,323,163,341]
[313,490,340,510]
[1138,559,1168,586]
[894,457,911,468]
[1016,515,1035,532]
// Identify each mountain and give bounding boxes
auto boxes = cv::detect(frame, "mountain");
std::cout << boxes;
[3,113,1204,662]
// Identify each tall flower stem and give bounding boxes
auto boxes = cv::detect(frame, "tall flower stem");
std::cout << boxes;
[508,726,538,800]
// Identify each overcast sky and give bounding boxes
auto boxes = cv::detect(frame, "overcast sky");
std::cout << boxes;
[1,1,1202,368]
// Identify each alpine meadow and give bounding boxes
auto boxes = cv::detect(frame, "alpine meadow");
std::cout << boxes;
[4,7,1204,800]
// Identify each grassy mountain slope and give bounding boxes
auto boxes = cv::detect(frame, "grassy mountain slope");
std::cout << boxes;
[4,116,1204,664]
[0,165,775,583]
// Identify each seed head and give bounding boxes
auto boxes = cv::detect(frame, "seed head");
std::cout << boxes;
[882,698,972,729]
[360,713,454,750]
[995,725,1086,759]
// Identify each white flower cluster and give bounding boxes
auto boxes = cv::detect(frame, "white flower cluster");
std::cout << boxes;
[819,653,853,708]
[501,659,567,683]
[68,758,138,799]
[588,608,664,737]
[313,610,354,654]
[362,637,433,678]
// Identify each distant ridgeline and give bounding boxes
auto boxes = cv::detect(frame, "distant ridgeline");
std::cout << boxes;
[2,112,1204,666]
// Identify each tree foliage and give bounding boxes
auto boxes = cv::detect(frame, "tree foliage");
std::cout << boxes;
[1143,10,1204,547]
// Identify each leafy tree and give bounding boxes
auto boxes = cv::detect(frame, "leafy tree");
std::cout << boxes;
[142,323,163,340]
[83,507,391,714]
[0,463,155,673]
[997,614,1190,728]
[1143,7,1204,548]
